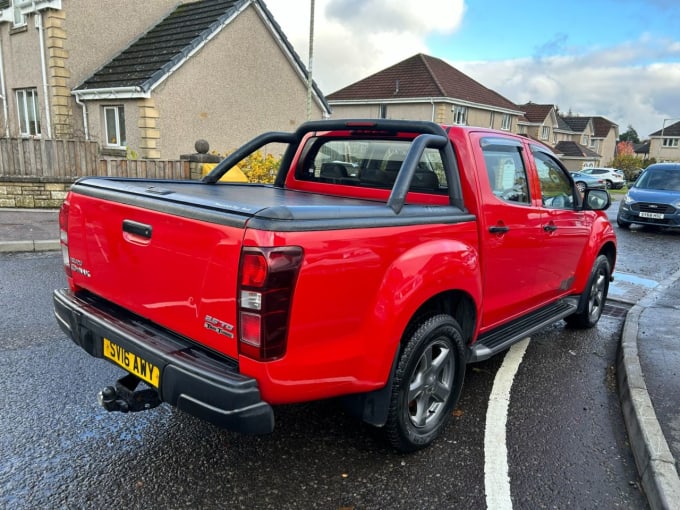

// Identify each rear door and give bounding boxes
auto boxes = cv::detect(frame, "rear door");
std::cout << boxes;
[472,134,547,328]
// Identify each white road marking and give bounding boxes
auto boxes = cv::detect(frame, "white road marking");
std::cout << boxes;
[484,338,531,510]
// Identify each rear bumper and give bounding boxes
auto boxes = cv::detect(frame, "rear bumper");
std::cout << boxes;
[53,288,274,434]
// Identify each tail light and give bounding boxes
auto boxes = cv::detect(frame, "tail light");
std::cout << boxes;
[237,246,303,361]
[59,199,71,278]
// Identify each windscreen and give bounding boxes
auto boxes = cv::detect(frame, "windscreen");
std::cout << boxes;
[635,168,680,191]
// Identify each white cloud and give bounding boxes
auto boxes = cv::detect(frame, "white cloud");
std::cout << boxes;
[264,0,464,92]
[263,1,679,139]
[455,42,680,138]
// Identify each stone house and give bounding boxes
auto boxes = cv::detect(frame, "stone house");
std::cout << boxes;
[517,103,619,171]
[327,53,524,132]
[648,121,680,163]
[0,0,330,159]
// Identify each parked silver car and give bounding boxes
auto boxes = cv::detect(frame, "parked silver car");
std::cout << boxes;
[579,167,625,189]
[570,172,607,193]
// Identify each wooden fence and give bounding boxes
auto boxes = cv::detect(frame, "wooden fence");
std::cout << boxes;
[0,138,190,180]
[0,138,98,178]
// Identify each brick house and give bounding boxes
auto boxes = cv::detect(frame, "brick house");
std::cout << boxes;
[648,121,680,163]
[327,53,524,132]
[0,0,330,159]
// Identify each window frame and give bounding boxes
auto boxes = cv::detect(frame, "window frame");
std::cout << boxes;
[103,105,127,148]
[541,125,550,140]
[453,105,467,126]
[662,138,679,148]
[15,88,41,137]
[12,0,26,27]
[501,114,511,131]
[480,137,531,205]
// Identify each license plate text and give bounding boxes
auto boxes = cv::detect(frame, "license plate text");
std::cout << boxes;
[103,338,160,387]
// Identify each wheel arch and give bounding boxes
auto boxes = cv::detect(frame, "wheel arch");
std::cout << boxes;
[404,290,477,348]
[340,289,477,428]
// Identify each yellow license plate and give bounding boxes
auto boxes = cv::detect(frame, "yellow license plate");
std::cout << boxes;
[103,338,160,388]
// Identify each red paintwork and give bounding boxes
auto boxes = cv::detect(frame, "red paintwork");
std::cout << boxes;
[62,125,616,405]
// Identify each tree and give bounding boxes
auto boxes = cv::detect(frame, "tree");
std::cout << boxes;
[619,125,640,144]
[607,153,643,181]
[617,141,635,156]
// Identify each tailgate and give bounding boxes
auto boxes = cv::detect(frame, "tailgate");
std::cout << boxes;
[66,191,244,359]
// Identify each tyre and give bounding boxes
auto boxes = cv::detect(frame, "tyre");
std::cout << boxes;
[605,180,612,189]
[385,314,466,452]
[616,217,631,229]
[565,254,611,328]
[575,181,586,193]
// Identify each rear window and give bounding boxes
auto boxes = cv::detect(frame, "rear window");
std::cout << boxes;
[297,138,448,194]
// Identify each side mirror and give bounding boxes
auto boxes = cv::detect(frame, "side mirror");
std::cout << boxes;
[582,189,610,211]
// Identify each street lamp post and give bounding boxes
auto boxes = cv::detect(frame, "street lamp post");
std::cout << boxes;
[306,0,315,120]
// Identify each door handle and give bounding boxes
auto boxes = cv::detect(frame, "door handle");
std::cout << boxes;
[123,219,153,239]
[489,225,510,234]
[543,224,558,232]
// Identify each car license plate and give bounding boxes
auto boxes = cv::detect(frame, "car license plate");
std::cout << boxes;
[639,211,664,219]
[103,338,160,387]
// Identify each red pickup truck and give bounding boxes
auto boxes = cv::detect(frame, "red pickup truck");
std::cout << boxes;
[54,119,616,451]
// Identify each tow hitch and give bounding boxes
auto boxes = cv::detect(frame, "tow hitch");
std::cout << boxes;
[98,373,161,413]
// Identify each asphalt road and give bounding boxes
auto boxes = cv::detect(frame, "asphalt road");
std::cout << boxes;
[2,205,676,509]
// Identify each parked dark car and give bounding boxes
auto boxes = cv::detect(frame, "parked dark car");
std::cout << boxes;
[570,172,606,193]
[617,163,680,229]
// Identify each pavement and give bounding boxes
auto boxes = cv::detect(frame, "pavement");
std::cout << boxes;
[1,208,679,509]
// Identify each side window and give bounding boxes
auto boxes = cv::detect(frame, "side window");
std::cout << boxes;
[533,150,575,210]
[481,143,530,204]
[16,88,41,136]
[103,105,126,148]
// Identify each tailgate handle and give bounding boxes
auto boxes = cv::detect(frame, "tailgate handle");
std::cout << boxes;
[123,220,152,239]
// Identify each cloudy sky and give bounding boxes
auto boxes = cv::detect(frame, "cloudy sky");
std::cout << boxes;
[264,0,680,138]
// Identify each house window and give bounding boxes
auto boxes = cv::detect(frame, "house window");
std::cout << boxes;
[16,88,41,136]
[12,0,26,27]
[453,105,467,125]
[104,106,126,147]
[662,138,679,148]
[541,126,549,140]
[501,114,511,131]
[489,112,495,129]
[581,134,589,146]
[379,104,387,119]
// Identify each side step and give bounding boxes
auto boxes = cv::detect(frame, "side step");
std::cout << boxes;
[468,297,579,363]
